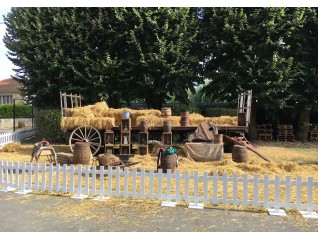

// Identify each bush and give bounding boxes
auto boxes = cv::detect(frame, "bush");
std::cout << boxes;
[171,104,200,116]
[205,107,237,117]
[0,104,32,118]
[35,109,67,143]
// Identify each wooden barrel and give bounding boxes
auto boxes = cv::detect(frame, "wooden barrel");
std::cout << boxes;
[163,120,172,132]
[180,111,190,117]
[214,134,223,144]
[73,142,92,165]
[232,145,247,163]
[180,111,190,126]
[161,107,172,117]
[159,154,178,173]
[139,120,148,132]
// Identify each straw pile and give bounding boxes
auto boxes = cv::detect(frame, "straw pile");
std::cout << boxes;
[189,115,237,127]
[65,101,109,118]
[129,149,318,180]
[102,108,161,126]
[61,101,238,131]
[136,115,180,127]
[61,117,115,131]
[0,142,21,152]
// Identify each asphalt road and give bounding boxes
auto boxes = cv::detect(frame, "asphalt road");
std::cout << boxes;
[0,191,317,233]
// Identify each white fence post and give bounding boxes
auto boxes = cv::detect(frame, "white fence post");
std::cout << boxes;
[140,168,145,199]
[115,167,121,197]
[69,164,75,194]
[93,166,109,201]
[14,162,20,189]
[232,172,238,206]
[9,162,16,190]
[148,169,154,199]
[123,167,129,198]
[263,174,269,208]
[299,177,318,218]
[41,163,46,191]
[91,165,96,195]
[189,171,204,209]
[242,174,248,206]
[71,165,88,200]
[253,174,258,207]
[212,171,218,204]
[268,175,286,216]
[161,169,177,207]
[16,162,31,194]
[55,163,60,192]
[34,163,39,190]
[0,161,15,192]
[62,164,67,193]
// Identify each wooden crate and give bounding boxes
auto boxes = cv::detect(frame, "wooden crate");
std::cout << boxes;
[257,124,273,141]
[277,124,294,142]
[309,124,318,141]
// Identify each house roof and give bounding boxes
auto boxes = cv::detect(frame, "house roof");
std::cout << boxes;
[0,78,20,94]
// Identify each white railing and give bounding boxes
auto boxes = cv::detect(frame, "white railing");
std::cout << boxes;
[0,129,36,147]
[0,161,317,217]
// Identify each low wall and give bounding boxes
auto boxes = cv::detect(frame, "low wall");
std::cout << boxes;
[0,118,34,130]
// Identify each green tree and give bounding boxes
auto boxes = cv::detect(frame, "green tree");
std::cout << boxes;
[285,8,318,141]
[4,7,201,109]
[115,8,202,109]
[199,8,295,138]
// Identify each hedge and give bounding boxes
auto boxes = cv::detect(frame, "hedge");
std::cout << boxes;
[205,107,237,117]
[34,109,67,143]
[0,104,32,118]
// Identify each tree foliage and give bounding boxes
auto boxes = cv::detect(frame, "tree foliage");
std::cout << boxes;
[3,7,201,109]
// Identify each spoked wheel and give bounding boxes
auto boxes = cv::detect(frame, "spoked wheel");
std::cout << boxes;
[69,126,102,156]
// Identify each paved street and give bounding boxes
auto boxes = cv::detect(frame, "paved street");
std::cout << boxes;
[0,191,317,233]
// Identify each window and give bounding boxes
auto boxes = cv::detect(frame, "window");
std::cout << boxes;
[0,95,13,105]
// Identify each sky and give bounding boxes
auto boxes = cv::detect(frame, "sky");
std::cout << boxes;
[0,1,315,81]
[0,7,14,80]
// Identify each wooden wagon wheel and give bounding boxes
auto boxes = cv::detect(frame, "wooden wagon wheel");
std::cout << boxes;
[69,126,102,156]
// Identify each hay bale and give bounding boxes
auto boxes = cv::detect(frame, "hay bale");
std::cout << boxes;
[210,116,238,126]
[101,108,161,126]
[90,102,109,117]
[1,142,21,152]
[130,109,161,126]
[89,117,115,130]
[65,101,109,118]
[102,108,128,126]
[60,117,91,131]
[136,115,180,127]
[189,116,238,127]
[61,117,114,131]
[65,106,95,118]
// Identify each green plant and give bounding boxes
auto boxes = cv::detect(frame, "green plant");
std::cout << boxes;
[0,104,32,118]
[205,107,237,117]
[34,109,67,143]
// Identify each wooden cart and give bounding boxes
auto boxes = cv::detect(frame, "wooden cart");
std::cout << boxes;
[60,90,252,156]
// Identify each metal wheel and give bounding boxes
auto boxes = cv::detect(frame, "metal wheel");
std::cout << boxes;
[69,126,102,156]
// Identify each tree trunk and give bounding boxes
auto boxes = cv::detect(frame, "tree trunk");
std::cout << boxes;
[296,108,310,141]
[247,102,258,140]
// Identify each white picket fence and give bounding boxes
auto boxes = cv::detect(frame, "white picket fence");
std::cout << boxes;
[0,161,317,217]
[0,129,36,147]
